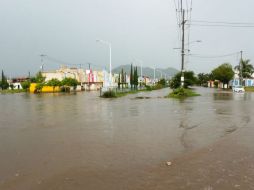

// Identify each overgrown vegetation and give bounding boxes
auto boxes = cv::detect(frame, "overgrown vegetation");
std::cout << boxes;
[102,90,117,98]
[145,84,164,91]
[168,88,200,99]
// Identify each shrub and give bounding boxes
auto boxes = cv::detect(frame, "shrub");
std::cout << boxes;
[168,88,200,99]
[102,90,117,98]
[21,81,31,90]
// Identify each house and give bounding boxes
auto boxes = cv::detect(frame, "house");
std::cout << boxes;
[42,66,86,83]
[8,77,30,90]
[230,69,254,87]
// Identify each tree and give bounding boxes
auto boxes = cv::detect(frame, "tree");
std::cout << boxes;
[118,73,121,89]
[21,81,31,90]
[0,70,9,90]
[130,64,133,89]
[124,72,127,88]
[61,77,79,88]
[121,68,124,88]
[170,71,197,89]
[235,59,254,78]
[158,78,166,86]
[47,78,61,92]
[133,66,138,89]
[197,73,210,86]
[35,72,45,83]
[30,72,45,83]
[212,63,234,88]
[35,83,44,93]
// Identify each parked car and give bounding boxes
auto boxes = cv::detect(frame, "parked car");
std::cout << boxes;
[232,85,245,93]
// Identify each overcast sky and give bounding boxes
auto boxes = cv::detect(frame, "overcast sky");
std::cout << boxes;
[0,0,254,77]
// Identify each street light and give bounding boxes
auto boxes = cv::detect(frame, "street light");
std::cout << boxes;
[40,54,47,72]
[186,40,202,45]
[96,39,112,86]
[173,40,202,50]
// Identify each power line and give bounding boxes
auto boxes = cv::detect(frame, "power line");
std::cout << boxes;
[187,24,254,28]
[190,52,240,58]
[44,55,106,70]
[191,20,254,25]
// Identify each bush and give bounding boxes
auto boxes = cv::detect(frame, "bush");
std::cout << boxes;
[102,90,117,98]
[21,81,31,90]
[61,86,70,92]
[61,78,78,88]
[168,88,200,99]
[35,83,44,93]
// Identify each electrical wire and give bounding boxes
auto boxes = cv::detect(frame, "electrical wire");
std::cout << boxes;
[187,23,254,28]
[190,52,240,58]
[44,56,106,70]
[191,20,254,25]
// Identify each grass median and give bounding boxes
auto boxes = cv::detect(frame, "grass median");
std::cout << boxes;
[167,88,200,99]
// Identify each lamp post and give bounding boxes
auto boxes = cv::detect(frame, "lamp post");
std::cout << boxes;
[40,54,47,72]
[96,39,112,86]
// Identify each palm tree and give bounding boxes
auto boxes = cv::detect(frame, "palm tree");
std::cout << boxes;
[235,59,254,78]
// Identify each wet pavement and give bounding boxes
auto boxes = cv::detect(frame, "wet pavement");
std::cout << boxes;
[0,87,254,189]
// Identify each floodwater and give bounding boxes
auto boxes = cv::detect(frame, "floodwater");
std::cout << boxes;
[0,88,254,190]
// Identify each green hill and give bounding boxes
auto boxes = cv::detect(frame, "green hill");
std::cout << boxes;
[112,64,179,79]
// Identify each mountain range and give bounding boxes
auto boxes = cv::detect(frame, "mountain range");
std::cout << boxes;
[112,64,179,79]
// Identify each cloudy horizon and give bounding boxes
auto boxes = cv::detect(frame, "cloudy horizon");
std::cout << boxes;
[0,0,254,77]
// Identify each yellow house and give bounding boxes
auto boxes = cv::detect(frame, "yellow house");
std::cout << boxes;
[30,83,61,93]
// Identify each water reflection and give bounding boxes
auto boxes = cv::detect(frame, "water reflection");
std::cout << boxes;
[213,91,233,100]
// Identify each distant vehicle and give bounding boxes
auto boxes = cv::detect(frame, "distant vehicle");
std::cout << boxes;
[232,85,245,93]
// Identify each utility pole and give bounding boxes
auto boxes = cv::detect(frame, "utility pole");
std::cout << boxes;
[181,10,186,87]
[239,50,243,85]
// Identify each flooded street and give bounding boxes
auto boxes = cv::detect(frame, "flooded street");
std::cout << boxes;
[1,88,254,189]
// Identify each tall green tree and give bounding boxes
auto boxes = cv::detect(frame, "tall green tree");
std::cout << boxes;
[121,68,124,88]
[235,59,254,78]
[170,71,197,89]
[134,66,139,89]
[130,64,133,89]
[0,70,9,90]
[133,67,136,89]
[124,72,127,88]
[197,73,210,86]
[118,73,121,89]
[212,63,234,88]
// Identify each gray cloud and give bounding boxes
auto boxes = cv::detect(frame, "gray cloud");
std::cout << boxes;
[0,0,253,76]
